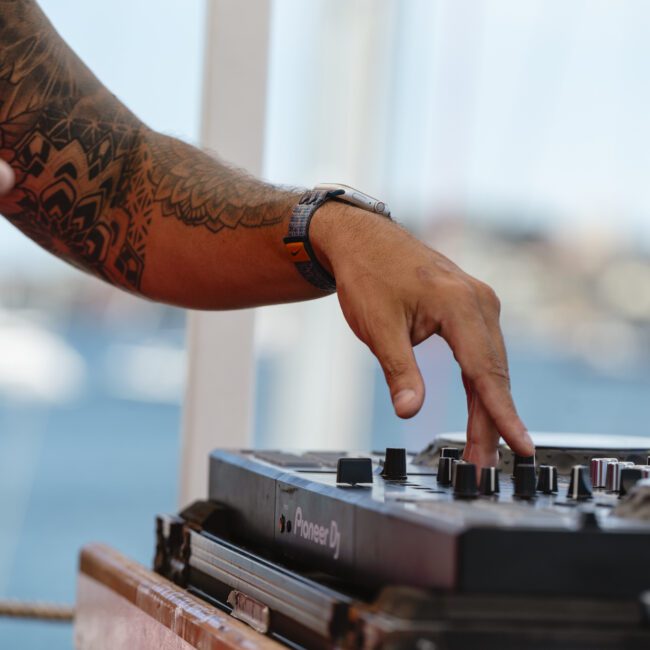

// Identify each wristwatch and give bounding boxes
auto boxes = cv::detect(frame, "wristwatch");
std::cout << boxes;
[283,183,391,292]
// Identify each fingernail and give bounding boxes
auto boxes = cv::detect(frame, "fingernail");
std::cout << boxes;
[393,389,416,412]
[0,160,14,194]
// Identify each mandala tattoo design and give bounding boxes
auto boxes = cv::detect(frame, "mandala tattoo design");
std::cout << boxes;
[148,137,286,234]
[0,0,286,292]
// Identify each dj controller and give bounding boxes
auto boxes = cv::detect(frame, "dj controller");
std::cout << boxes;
[155,433,650,649]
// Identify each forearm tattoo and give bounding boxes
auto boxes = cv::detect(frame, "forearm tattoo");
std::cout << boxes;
[0,0,288,292]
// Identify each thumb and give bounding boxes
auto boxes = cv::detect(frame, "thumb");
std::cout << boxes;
[369,319,425,418]
[0,160,15,195]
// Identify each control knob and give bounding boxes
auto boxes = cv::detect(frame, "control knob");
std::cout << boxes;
[620,467,644,497]
[381,448,407,480]
[437,456,453,486]
[536,465,558,494]
[479,467,500,495]
[606,461,634,492]
[591,457,616,488]
[513,453,535,477]
[440,447,461,460]
[454,462,478,498]
[567,465,592,500]
[514,464,537,499]
[336,458,373,485]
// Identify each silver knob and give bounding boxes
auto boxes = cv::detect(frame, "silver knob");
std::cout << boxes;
[590,457,616,488]
[605,461,634,492]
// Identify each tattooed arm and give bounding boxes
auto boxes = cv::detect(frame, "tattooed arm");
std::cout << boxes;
[0,0,312,308]
[0,0,533,464]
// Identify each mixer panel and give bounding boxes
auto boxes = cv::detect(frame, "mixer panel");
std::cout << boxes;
[208,433,650,597]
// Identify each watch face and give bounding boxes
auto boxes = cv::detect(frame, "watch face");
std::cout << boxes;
[315,183,390,217]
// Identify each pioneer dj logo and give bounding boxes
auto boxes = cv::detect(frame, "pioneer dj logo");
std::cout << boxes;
[293,507,341,560]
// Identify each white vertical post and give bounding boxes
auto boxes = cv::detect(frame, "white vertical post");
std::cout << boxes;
[257,0,398,452]
[179,0,271,506]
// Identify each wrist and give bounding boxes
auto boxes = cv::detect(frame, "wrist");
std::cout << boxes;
[308,200,372,277]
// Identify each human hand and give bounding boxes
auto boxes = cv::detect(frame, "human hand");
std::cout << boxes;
[0,160,14,195]
[311,202,534,469]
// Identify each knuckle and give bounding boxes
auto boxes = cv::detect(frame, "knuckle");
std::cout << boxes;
[382,357,413,382]
[445,281,481,323]
[417,266,490,313]
[449,277,477,304]
[474,280,501,315]
[485,287,502,315]
[464,345,510,384]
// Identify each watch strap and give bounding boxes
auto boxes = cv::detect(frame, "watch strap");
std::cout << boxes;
[283,189,343,292]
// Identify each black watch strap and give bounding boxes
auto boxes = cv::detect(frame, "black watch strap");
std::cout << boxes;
[283,189,343,293]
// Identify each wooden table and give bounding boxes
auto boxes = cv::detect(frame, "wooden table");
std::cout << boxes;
[75,543,282,650]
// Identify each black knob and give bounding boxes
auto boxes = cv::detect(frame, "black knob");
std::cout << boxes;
[479,467,500,495]
[514,464,537,498]
[451,459,461,486]
[440,447,461,460]
[381,448,407,480]
[513,453,535,477]
[336,458,373,485]
[537,465,558,494]
[437,456,453,486]
[567,465,592,500]
[454,462,478,498]
[619,467,643,497]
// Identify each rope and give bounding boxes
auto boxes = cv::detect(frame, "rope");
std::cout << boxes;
[0,599,74,621]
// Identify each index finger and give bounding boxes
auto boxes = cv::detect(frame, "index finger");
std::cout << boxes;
[462,372,500,468]
[441,311,534,456]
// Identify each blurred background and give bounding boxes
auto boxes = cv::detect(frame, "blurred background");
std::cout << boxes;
[2,0,650,647]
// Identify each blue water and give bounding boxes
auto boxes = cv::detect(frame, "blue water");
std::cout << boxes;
[0,319,183,649]
[1,318,649,649]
